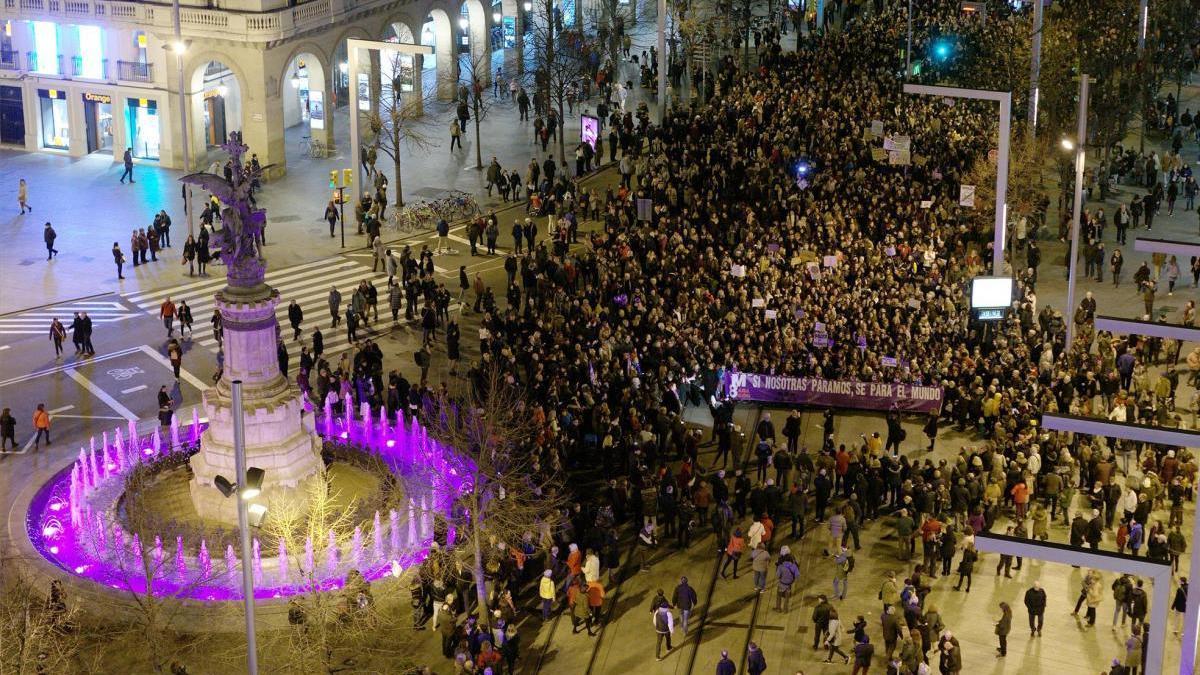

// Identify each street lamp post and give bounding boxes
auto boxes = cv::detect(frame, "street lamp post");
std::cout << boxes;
[903,83,1012,276]
[1027,0,1043,133]
[230,380,259,675]
[905,0,912,77]
[171,0,193,238]
[1063,75,1091,355]
[657,0,666,121]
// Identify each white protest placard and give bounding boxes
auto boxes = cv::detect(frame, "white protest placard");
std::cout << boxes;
[907,298,921,309]
[889,150,911,166]
[885,245,896,257]
[731,264,746,277]
[959,185,976,208]
[870,120,884,137]
[765,309,778,319]
[752,298,765,308]
[920,200,933,209]
[637,198,653,222]
[881,356,898,367]
[822,255,838,268]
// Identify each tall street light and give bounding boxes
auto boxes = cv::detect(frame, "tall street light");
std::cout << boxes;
[170,0,193,238]
[1027,0,1043,133]
[657,0,666,121]
[212,380,264,675]
[903,83,1012,276]
[1063,75,1091,355]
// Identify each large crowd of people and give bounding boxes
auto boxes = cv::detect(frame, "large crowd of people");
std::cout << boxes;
[254,1,1199,672]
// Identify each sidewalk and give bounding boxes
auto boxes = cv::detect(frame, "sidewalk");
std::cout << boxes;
[0,17,674,316]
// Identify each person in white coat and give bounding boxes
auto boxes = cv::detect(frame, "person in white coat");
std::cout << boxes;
[823,609,849,663]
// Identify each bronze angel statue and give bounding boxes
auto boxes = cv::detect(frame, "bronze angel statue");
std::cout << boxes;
[180,132,268,289]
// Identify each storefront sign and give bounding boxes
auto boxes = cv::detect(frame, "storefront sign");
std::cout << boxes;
[724,372,944,413]
[502,16,516,49]
[38,88,65,100]
[357,73,370,111]
[309,90,325,130]
[83,92,112,104]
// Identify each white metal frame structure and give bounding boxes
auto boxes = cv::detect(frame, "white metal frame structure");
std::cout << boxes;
[973,532,1173,674]
[1134,237,1200,259]
[902,83,1011,276]
[346,38,434,197]
[1038,413,1200,672]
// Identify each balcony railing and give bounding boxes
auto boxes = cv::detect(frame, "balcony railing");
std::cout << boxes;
[71,56,109,80]
[117,60,152,82]
[25,51,63,76]
[3,0,341,43]
[0,50,18,71]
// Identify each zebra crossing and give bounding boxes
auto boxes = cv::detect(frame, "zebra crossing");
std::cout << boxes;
[0,299,140,336]
[124,258,438,359]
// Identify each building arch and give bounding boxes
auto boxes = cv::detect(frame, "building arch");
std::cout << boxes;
[185,54,248,160]
[424,8,456,99]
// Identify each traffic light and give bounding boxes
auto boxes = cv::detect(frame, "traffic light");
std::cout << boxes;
[329,170,338,189]
[932,39,953,61]
[343,169,353,187]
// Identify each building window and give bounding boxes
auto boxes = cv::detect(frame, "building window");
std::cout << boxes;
[32,21,59,75]
[77,26,103,79]
[126,98,160,160]
[134,31,147,64]
[38,89,69,149]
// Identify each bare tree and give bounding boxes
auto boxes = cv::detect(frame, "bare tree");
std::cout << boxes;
[365,51,438,207]
[417,366,566,627]
[0,560,106,674]
[526,0,592,164]
[263,469,417,674]
[462,49,496,171]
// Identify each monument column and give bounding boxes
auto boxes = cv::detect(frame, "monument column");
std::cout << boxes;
[185,134,322,524]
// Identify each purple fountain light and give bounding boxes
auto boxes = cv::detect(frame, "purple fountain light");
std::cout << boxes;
[26,416,470,601]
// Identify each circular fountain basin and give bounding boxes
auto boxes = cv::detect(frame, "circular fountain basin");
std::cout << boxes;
[26,412,468,602]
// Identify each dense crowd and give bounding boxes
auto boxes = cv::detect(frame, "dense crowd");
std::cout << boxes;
[290,2,1199,673]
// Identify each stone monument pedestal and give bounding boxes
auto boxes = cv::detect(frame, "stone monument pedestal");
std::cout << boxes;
[189,288,322,525]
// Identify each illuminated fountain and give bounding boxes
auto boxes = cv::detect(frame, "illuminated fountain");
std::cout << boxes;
[28,409,467,600]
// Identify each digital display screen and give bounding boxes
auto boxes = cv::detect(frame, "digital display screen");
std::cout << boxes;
[970,276,1013,309]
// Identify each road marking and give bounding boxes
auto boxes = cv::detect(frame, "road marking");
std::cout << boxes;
[121,384,148,394]
[106,366,145,381]
[138,345,209,392]
[48,405,75,414]
[123,258,345,304]
[52,414,128,420]
[0,345,9,351]
[0,345,144,389]
[65,369,138,421]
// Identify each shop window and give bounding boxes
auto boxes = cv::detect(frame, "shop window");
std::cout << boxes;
[126,98,160,160]
[38,89,68,149]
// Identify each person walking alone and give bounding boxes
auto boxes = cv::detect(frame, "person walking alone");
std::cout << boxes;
[18,177,30,214]
[1024,581,1046,636]
[0,407,16,451]
[995,602,1012,657]
[120,147,135,183]
[44,222,58,260]
[288,300,304,341]
[32,403,51,449]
